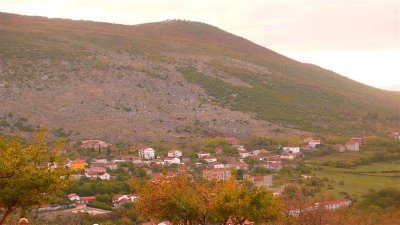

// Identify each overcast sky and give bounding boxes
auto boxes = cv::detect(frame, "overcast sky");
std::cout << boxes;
[1,0,399,88]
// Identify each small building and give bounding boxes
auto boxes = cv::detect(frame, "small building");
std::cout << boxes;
[167,150,183,158]
[70,159,85,171]
[239,150,251,158]
[85,167,110,180]
[252,149,262,156]
[202,169,231,181]
[282,146,300,153]
[203,155,218,163]
[112,194,137,207]
[139,146,156,159]
[151,158,165,165]
[211,162,225,169]
[67,193,80,201]
[345,140,360,151]
[350,137,365,147]
[280,152,295,160]
[308,139,321,148]
[164,157,181,165]
[196,151,210,158]
[265,161,283,171]
[243,174,272,187]
[78,196,96,204]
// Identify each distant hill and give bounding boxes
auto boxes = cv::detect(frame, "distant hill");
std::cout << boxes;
[0,13,398,142]
[380,84,400,92]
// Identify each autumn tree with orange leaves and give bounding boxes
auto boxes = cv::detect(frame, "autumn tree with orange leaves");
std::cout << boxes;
[134,175,284,225]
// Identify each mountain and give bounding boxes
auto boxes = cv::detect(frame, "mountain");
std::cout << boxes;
[0,13,398,142]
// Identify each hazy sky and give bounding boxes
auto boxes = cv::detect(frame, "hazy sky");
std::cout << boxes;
[1,0,399,88]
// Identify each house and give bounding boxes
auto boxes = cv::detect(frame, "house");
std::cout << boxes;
[91,162,106,168]
[105,162,118,170]
[164,157,181,165]
[85,167,110,180]
[167,150,183,158]
[239,150,251,158]
[196,151,210,158]
[139,146,155,159]
[345,140,360,151]
[151,158,165,165]
[158,221,173,225]
[265,161,283,171]
[282,146,300,153]
[391,131,400,140]
[225,161,248,170]
[243,174,272,187]
[131,156,143,165]
[81,140,111,149]
[280,152,295,160]
[252,149,262,156]
[203,155,218,163]
[67,193,80,201]
[92,158,108,163]
[112,194,138,207]
[211,162,225,169]
[78,196,96,204]
[308,139,321,148]
[350,137,365,147]
[333,144,346,152]
[303,137,313,143]
[70,159,85,171]
[202,169,231,181]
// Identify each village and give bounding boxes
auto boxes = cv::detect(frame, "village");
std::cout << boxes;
[34,135,373,222]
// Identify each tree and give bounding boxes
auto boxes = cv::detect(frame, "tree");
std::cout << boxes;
[211,180,283,225]
[135,176,284,225]
[0,131,70,224]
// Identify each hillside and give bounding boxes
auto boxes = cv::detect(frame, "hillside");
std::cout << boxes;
[0,12,398,142]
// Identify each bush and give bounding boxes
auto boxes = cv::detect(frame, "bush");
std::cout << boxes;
[87,201,112,210]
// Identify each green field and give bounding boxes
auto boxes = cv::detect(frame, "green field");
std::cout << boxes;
[305,151,400,201]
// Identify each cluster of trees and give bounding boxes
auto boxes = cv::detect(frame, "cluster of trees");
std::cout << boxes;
[134,176,283,225]
[0,131,70,225]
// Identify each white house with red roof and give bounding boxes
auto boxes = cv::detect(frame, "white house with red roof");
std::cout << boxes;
[167,150,182,158]
[239,150,251,158]
[163,157,181,165]
[308,139,321,148]
[139,146,155,159]
[350,137,365,147]
[78,196,96,204]
[112,194,138,207]
[67,193,80,201]
[85,167,110,180]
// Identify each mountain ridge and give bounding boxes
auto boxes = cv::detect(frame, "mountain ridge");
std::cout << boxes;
[0,12,398,142]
